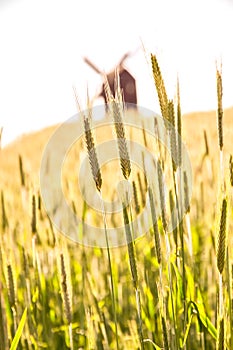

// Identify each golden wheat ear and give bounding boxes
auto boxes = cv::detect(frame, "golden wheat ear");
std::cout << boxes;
[18,155,25,187]
[7,264,16,309]
[132,180,140,215]
[59,253,72,324]
[157,160,167,232]
[73,86,102,192]
[229,155,233,187]
[1,191,8,231]
[168,99,178,171]
[83,116,102,192]
[216,197,227,274]
[176,76,182,167]
[104,70,131,180]
[216,61,223,151]
[110,99,131,180]
[103,73,114,105]
[122,202,138,290]
[31,194,37,234]
[151,53,169,128]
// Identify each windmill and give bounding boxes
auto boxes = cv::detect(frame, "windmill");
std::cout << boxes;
[83,51,137,108]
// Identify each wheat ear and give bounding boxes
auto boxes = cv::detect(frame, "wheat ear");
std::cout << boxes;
[1,191,8,231]
[112,100,131,179]
[177,76,182,167]
[151,53,169,127]
[216,62,223,151]
[216,198,227,274]
[168,100,177,171]
[229,155,233,187]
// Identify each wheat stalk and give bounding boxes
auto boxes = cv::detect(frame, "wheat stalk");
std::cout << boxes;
[60,253,73,350]
[184,171,190,214]
[18,154,25,187]
[203,130,209,157]
[104,72,131,180]
[137,171,146,208]
[122,202,144,349]
[132,180,140,215]
[141,152,148,190]
[83,116,102,192]
[157,160,167,232]
[74,88,121,348]
[60,253,72,325]
[0,281,8,350]
[31,194,37,234]
[168,100,177,172]
[73,87,102,192]
[122,203,138,290]
[216,62,225,192]
[7,264,16,309]
[216,197,227,331]
[1,191,8,231]
[148,186,161,264]
[112,100,131,180]
[177,77,182,167]
[161,316,169,350]
[169,190,178,255]
[216,62,223,151]
[151,53,169,127]
[154,117,163,162]
[142,121,148,148]
[216,317,225,350]
[216,198,227,274]
[7,263,17,337]
[229,155,233,187]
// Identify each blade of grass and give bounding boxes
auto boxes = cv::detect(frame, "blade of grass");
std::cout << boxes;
[10,307,27,350]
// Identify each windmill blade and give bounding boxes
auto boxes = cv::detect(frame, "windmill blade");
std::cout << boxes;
[118,47,141,67]
[118,52,131,67]
[83,57,103,75]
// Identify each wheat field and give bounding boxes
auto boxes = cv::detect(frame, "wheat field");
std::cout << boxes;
[0,54,232,349]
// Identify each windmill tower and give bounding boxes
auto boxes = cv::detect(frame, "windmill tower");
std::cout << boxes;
[83,52,137,108]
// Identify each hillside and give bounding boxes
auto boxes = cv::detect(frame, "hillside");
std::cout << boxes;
[1,107,233,190]
[1,107,232,231]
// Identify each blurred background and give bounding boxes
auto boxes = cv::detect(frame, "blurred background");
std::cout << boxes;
[0,0,233,146]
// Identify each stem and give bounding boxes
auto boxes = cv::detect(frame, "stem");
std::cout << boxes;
[185,214,193,258]
[220,149,224,192]
[164,228,178,350]
[174,169,186,343]
[69,323,73,350]
[100,192,119,350]
[136,288,145,350]
[218,273,223,318]
[122,201,144,349]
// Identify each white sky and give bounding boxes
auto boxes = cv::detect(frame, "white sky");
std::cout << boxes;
[0,0,233,146]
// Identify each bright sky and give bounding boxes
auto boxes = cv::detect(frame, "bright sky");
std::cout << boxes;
[0,0,233,146]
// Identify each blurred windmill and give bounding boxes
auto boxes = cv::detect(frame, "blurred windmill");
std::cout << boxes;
[83,51,137,108]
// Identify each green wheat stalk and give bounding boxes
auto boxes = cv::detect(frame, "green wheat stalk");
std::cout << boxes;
[216,197,227,350]
[74,88,119,349]
[122,202,144,349]
[59,253,73,350]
